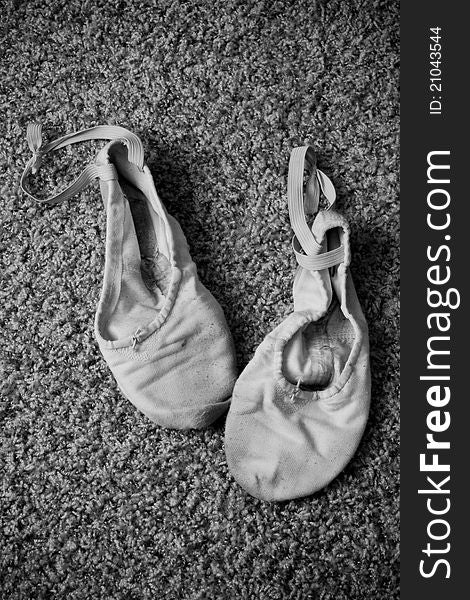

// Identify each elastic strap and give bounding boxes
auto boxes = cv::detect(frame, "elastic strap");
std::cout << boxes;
[293,237,345,270]
[287,146,344,270]
[20,123,145,204]
[288,146,322,255]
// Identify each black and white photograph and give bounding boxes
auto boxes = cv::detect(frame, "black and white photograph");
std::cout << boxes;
[2,1,401,598]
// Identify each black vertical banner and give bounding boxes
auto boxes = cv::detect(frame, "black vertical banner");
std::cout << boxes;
[401,3,467,598]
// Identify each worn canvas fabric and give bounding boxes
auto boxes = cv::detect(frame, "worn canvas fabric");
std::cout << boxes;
[21,125,237,429]
[224,147,371,501]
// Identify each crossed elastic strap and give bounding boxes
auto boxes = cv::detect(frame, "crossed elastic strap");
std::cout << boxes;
[20,123,145,204]
[287,146,345,271]
[21,129,344,273]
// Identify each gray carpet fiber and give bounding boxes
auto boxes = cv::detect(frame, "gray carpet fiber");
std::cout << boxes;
[0,1,399,598]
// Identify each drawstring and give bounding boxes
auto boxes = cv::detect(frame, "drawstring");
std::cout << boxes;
[20,123,145,205]
[132,330,142,349]
[287,146,344,271]
[288,378,303,403]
